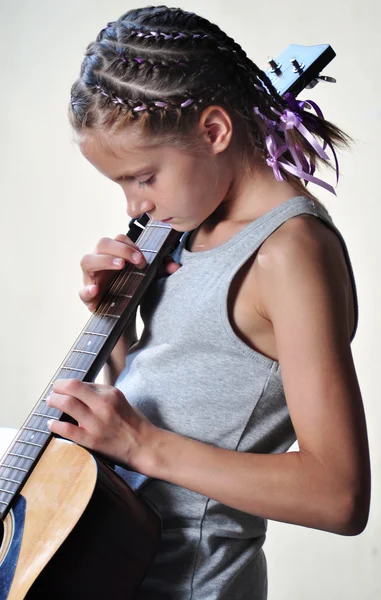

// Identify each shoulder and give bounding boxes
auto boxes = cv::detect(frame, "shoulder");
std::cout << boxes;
[254,214,352,333]
[258,213,341,266]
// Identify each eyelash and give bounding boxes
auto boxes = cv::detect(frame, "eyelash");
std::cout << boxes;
[138,175,156,188]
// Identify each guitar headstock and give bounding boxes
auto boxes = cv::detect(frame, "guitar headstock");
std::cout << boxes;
[264,44,336,97]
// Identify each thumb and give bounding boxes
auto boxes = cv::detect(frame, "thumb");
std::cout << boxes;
[160,255,181,276]
[165,259,181,275]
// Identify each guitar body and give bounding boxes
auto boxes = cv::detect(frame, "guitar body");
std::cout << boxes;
[0,429,161,599]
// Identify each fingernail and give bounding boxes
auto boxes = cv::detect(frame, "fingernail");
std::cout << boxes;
[47,419,53,429]
[132,252,142,263]
[113,258,124,266]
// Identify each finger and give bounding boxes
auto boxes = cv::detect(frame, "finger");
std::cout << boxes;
[52,379,102,411]
[165,260,181,275]
[80,253,127,288]
[78,283,106,313]
[94,237,146,268]
[47,419,87,445]
[79,283,98,304]
[47,390,90,424]
[158,256,181,276]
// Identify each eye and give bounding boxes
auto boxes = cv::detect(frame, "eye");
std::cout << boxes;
[138,175,156,188]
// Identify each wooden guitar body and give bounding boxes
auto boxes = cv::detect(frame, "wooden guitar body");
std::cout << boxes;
[0,429,161,599]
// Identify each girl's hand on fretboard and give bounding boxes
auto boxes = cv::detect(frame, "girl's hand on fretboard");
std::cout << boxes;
[79,233,147,313]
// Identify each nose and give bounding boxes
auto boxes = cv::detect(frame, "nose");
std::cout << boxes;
[124,194,155,220]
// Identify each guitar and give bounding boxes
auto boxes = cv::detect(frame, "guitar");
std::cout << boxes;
[0,44,336,599]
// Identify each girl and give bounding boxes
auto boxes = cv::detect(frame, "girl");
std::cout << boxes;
[47,5,371,599]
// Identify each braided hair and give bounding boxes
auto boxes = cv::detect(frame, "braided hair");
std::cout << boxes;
[69,5,350,191]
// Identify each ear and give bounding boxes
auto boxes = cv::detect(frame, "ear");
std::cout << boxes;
[198,106,233,155]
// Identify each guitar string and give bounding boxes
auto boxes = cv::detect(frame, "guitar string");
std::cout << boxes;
[68,222,170,371]
[35,222,157,380]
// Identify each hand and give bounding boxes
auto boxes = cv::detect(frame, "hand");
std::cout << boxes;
[79,234,180,313]
[46,378,158,472]
[79,234,147,313]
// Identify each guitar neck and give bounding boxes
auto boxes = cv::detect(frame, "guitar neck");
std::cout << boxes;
[0,218,180,520]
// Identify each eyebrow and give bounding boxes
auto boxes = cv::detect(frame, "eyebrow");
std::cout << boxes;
[114,167,153,182]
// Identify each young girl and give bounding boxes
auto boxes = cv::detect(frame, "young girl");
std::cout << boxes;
[47,5,371,598]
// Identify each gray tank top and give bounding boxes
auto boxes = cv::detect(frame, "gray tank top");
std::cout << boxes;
[115,195,359,599]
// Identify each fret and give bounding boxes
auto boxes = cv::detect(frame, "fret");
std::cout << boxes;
[0,500,8,506]
[61,366,87,374]
[83,331,108,337]
[100,313,120,319]
[114,293,133,299]
[0,488,16,495]
[0,476,22,484]
[110,277,142,298]
[64,352,94,370]
[33,404,61,419]
[74,333,106,354]
[85,317,116,336]
[13,442,41,458]
[15,439,43,448]
[130,271,145,277]
[23,426,48,435]
[140,248,158,253]
[72,349,97,356]
[32,412,59,419]
[0,463,28,472]
[147,223,172,229]
[7,453,34,461]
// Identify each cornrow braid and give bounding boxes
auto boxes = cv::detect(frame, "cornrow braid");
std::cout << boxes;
[69,5,350,193]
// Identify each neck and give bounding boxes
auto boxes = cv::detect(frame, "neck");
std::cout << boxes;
[207,161,314,228]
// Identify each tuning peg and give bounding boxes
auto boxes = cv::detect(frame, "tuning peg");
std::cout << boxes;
[305,74,337,89]
[291,58,305,73]
[267,57,282,74]
[316,75,336,83]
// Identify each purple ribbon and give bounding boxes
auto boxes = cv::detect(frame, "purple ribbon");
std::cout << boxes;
[180,98,195,108]
[256,93,340,195]
[265,134,336,195]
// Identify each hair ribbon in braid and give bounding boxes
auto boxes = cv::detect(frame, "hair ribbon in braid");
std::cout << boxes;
[255,92,340,195]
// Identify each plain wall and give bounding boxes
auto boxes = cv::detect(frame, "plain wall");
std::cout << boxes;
[0,0,379,598]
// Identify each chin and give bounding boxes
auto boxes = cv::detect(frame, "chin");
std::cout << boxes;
[170,221,200,233]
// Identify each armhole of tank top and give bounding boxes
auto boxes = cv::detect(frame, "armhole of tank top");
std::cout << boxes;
[218,203,359,369]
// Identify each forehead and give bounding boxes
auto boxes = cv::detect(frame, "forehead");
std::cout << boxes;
[79,126,154,162]
[77,125,169,178]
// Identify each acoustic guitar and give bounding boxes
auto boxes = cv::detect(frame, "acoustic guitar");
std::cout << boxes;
[0,44,336,599]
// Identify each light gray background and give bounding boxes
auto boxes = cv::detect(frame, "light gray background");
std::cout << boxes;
[0,1,379,598]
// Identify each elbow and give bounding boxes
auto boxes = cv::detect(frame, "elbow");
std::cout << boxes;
[329,483,371,536]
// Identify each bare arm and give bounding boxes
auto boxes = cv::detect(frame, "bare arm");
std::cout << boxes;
[103,312,138,386]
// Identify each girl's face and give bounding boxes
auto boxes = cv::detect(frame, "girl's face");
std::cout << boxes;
[79,121,234,232]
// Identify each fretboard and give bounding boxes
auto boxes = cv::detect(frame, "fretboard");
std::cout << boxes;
[0,218,179,520]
